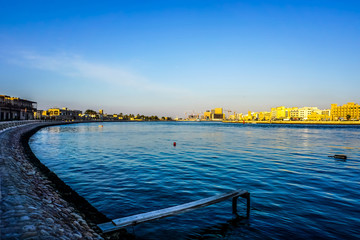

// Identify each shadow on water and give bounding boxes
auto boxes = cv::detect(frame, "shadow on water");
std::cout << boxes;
[182,214,250,240]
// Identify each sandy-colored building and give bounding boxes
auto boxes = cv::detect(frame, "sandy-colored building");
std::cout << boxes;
[202,108,225,121]
[331,103,360,120]
[270,107,297,120]
[258,111,271,121]
[44,107,82,120]
[307,110,331,121]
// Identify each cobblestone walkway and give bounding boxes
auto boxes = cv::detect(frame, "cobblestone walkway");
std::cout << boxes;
[0,123,104,239]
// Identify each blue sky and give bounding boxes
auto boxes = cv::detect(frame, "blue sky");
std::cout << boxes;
[1,0,359,117]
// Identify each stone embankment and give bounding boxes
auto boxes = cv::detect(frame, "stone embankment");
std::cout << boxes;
[0,121,129,240]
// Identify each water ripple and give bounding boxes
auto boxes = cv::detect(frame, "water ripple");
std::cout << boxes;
[30,122,360,239]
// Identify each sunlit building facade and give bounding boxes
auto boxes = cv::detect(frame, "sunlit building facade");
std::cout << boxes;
[202,108,225,121]
[44,107,82,120]
[331,103,360,120]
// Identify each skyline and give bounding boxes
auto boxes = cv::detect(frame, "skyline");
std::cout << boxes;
[1,1,360,117]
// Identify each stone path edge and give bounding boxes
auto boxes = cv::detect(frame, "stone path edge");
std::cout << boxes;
[20,122,134,240]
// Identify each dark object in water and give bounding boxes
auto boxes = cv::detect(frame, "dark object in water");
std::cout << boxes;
[328,154,347,160]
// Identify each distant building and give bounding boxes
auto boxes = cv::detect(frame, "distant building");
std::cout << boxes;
[202,108,225,121]
[307,110,331,121]
[298,107,320,120]
[258,111,271,121]
[44,107,82,120]
[203,110,211,120]
[331,103,360,120]
[0,95,37,121]
[270,106,296,120]
[34,110,44,120]
[211,108,225,121]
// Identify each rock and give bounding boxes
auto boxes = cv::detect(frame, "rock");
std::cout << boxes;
[73,220,81,228]
[14,205,25,210]
[23,224,36,232]
[40,229,50,235]
[20,215,31,221]
[78,219,87,226]
[73,232,83,239]
[43,198,52,204]
[21,231,38,238]
[27,170,36,176]
[70,212,81,219]
[54,203,64,208]
[45,217,55,224]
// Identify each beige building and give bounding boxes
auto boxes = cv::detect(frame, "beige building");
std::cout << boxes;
[44,108,82,120]
[298,107,320,120]
[203,108,225,121]
[270,106,297,120]
[331,102,360,120]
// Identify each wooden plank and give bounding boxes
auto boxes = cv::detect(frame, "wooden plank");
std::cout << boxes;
[98,189,248,233]
[98,222,118,233]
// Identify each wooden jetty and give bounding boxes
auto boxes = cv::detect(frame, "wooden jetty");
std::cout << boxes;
[98,189,250,233]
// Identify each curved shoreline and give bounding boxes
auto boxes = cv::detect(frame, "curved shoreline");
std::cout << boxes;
[0,122,133,239]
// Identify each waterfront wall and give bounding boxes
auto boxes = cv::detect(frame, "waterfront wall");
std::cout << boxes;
[0,122,132,239]
[223,120,360,125]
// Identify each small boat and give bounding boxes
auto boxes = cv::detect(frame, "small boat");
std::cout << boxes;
[328,154,347,160]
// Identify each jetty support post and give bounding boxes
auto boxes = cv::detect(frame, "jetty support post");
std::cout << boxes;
[232,192,250,218]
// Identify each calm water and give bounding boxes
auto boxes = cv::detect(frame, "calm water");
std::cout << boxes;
[30,122,360,239]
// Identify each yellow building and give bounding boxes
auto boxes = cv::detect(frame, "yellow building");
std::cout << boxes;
[228,114,237,121]
[270,106,295,120]
[203,108,225,121]
[290,108,299,119]
[331,103,360,120]
[44,108,82,120]
[307,111,331,121]
[258,111,271,121]
[203,111,212,120]
[289,107,321,120]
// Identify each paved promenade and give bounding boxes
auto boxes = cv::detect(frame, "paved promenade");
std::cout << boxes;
[0,122,104,239]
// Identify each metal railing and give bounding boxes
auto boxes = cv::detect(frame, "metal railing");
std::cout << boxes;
[0,120,41,132]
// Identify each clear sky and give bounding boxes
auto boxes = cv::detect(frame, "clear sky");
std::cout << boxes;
[1,0,359,117]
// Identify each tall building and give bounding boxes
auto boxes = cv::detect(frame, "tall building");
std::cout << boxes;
[0,95,37,121]
[331,103,360,120]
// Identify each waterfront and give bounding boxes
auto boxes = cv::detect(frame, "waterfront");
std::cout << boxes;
[30,122,360,239]
[0,122,104,240]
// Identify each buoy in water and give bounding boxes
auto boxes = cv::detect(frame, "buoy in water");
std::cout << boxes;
[99,125,103,128]
[173,142,176,147]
